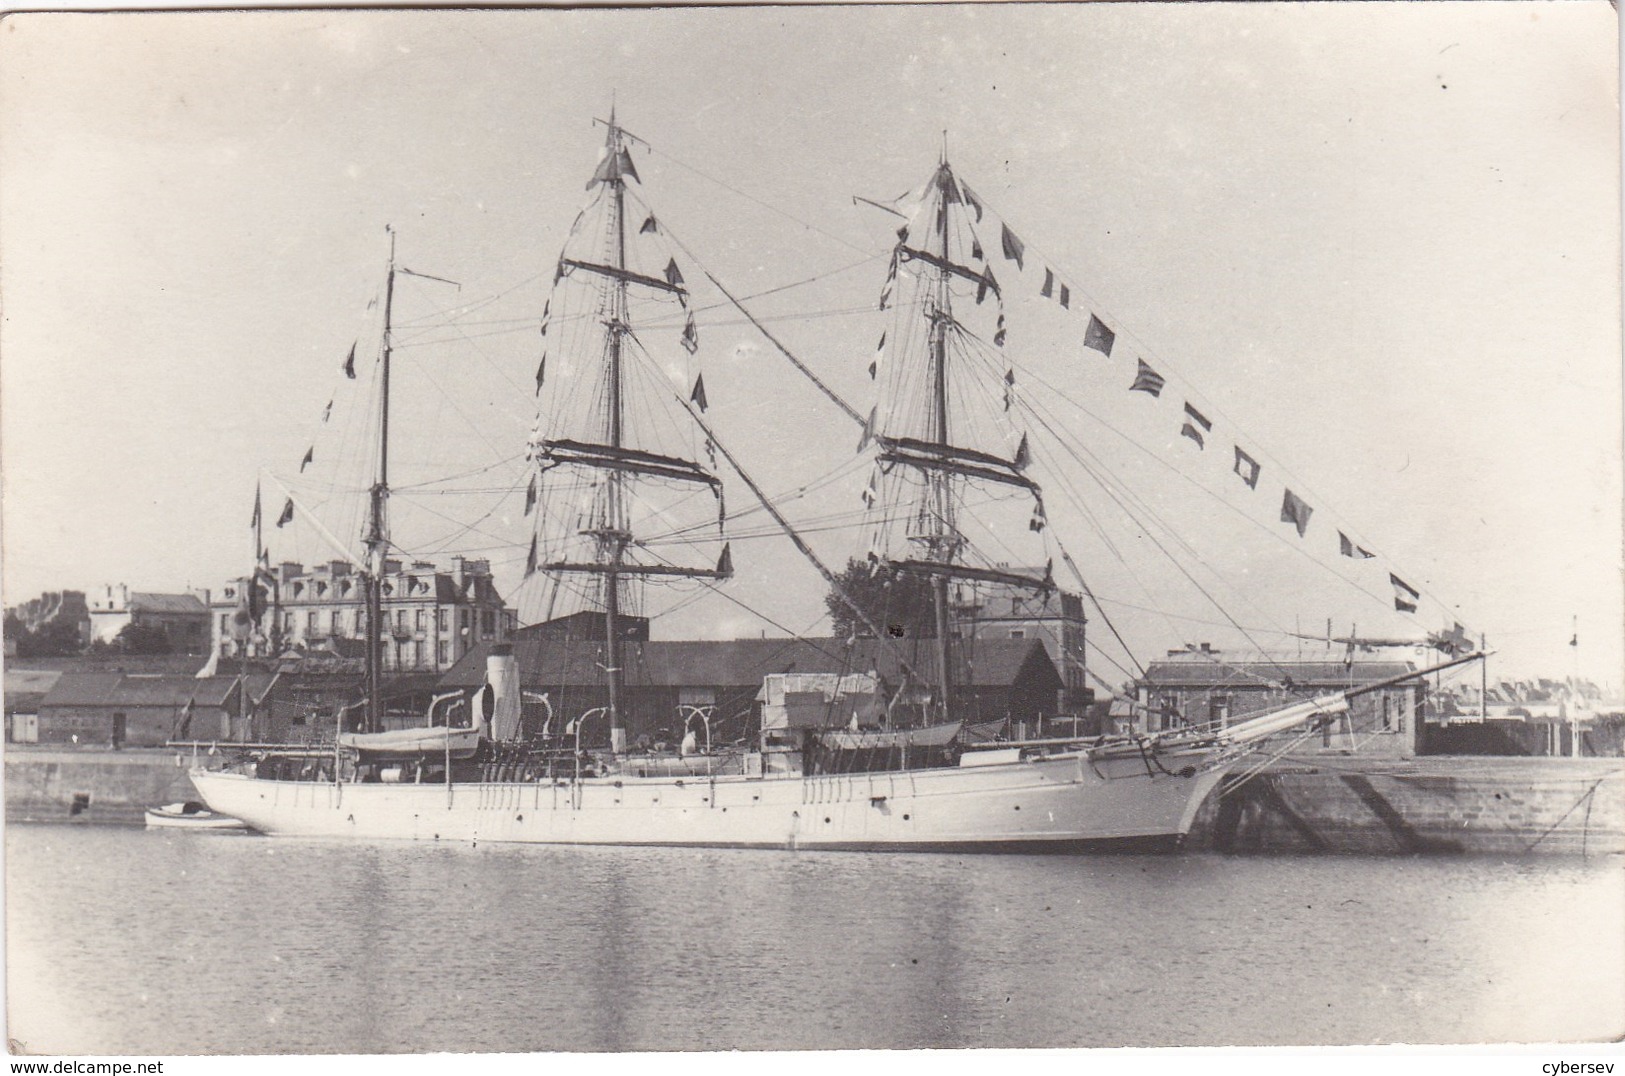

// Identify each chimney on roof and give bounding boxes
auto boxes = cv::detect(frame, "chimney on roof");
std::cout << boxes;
[279,562,304,582]
[452,555,467,589]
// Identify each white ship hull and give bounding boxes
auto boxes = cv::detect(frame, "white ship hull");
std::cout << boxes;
[190,745,1228,852]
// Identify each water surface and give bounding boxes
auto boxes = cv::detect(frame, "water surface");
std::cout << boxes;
[7,824,1621,1053]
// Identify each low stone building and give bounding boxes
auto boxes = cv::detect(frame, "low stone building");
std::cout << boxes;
[4,667,61,743]
[1134,646,1424,757]
[34,671,269,748]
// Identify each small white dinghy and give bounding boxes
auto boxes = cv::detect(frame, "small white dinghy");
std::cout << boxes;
[144,801,248,831]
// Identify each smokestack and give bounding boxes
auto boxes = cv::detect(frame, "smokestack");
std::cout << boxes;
[486,643,521,741]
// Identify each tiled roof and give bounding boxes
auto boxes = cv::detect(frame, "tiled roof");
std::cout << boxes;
[4,668,62,695]
[433,574,506,606]
[128,593,209,615]
[39,672,125,707]
[441,636,1058,692]
[41,672,241,709]
[5,653,211,675]
[1141,660,1416,688]
[242,673,280,706]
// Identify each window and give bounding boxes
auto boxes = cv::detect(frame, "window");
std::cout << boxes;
[1157,694,1180,732]
[1009,629,1025,639]
[481,610,495,635]
[437,640,449,666]
[437,609,448,633]
[330,610,341,634]
[415,608,426,631]
[306,610,318,632]
[220,614,230,634]
[396,609,408,632]
[414,640,425,668]
[460,609,470,630]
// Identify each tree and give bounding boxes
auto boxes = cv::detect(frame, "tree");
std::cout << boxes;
[113,622,172,655]
[4,613,85,657]
[824,558,937,641]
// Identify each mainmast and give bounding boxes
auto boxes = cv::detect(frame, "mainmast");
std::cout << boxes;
[531,113,733,758]
[872,153,1053,726]
[927,158,957,723]
[362,225,398,735]
[602,114,631,756]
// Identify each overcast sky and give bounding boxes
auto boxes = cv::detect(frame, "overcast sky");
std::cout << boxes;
[2,3,1618,686]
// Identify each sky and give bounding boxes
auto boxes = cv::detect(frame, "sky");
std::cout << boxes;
[1,2,1619,687]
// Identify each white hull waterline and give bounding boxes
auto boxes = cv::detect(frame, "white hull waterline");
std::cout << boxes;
[190,744,1228,851]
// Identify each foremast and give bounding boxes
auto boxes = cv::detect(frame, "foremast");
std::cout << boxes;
[362,226,398,735]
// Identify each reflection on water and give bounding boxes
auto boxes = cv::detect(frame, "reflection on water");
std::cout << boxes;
[6,824,1622,1054]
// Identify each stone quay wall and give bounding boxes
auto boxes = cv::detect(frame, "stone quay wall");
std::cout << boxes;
[1188,755,1624,856]
[6,747,201,824]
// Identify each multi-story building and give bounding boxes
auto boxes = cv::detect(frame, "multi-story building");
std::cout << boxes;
[211,555,516,674]
[953,572,1088,694]
[87,585,212,653]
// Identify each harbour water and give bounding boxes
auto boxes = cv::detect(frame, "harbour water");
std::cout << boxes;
[6,824,1622,1054]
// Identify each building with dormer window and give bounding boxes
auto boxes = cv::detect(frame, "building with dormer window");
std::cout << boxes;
[211,555,515,673]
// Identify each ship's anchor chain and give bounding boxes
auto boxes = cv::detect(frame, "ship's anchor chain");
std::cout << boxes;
[1133,736,1200,780]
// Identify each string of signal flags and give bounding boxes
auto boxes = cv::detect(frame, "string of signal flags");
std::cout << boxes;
[866,169,1425,619]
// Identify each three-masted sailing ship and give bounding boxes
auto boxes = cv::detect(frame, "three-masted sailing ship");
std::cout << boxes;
[191,116,1460,851]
